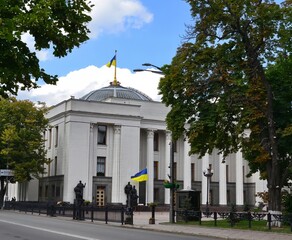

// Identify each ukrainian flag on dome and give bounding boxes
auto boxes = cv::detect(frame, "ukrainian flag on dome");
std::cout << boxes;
[106,55,116,67]
[131,168,148,182]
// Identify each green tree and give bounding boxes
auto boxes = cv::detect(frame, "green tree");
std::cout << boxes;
[159,0,292,211]
[0,98,49,206]
[0,0,92,97]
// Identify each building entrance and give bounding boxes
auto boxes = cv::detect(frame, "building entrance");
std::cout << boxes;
[96,187,105,206]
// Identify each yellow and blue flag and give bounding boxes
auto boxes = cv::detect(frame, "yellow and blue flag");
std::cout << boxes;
[131,168,148,182]
[106,55,116,67]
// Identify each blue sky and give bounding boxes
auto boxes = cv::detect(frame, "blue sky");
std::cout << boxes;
[19,0,192,105]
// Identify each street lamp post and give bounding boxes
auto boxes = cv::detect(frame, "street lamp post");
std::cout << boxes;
[133,63,175,223]
[169,140,175,223]
[133,63,164,75]
[203,164,213,216]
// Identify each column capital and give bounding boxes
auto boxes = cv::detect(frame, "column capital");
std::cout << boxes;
[147,129,155,138]
[114,125,121,134]
[165,130,172,138]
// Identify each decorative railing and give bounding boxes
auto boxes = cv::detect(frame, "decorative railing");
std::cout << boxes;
[4,201,126,225]
[176,209,292,231]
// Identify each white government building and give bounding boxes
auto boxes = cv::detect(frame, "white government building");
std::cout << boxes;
[8,81,267,208]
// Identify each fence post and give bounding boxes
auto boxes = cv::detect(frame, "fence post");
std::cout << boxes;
[184,210,188,223]
[105,206,108,224]
[268,213,272,230]
[214,212,217,226]
[73,204,76,220]
[91,204,94,222]
[248,212,252,228]
[46,204,49,216]
[199,211,202,225]
[121,206,124,225]
[230,212,234,227]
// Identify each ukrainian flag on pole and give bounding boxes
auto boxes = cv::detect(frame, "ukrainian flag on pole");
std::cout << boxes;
[106,54,116,68]
[106,50,118,85]
[131,168,148,182]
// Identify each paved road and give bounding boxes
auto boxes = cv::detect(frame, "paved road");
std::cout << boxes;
[0,211,219,240]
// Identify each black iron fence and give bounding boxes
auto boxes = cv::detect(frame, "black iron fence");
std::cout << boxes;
[4,201,127,225]
[176,209,292,231]
[4,201,292,232]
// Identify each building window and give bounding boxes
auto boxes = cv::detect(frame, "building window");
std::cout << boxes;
[39,186,42,198]
[154,188,160,202]
[98,125,107,145]
[242,166,245,183]
[154,161,158,180]
[48,128,52,148]
[55,126,59,147]
[51,185,55,197]
[227,190,231,204]
[191,163,195,181]
[226,165,229,183]
[56,186,61,197]
[47,158,51,177]
[45,185,48,197]
[97,157,106,176]
[54,156,57,176]
[154,132,159,151]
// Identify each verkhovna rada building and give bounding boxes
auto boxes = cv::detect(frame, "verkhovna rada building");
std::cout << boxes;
[7,80,267,208]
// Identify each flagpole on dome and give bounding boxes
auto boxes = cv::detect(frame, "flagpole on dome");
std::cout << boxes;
[106,50,118,86]
[114,50,117,86]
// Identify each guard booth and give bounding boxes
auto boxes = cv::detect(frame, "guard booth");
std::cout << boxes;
[176,190,201,221]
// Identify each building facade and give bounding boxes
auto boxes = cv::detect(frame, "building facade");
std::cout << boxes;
[8,83,267,207]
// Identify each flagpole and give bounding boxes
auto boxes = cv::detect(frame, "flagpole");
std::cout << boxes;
[114,50,117,85]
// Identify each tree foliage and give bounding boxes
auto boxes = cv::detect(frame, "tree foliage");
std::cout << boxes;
[0,0,92,97]
[0,98,49,204]
[159,0,292,211]
[0,98,49,180]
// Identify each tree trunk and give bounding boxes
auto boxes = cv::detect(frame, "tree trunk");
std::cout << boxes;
[265,72,282,211]
[267,156,282,211]
[268,186,282,211]
[247,53,283,212]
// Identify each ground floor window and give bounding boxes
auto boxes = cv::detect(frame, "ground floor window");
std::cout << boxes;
[97,157,106,176]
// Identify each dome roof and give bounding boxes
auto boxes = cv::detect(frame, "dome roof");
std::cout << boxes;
[80,82,153,102]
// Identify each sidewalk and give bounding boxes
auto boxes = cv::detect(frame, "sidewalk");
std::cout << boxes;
[121,211,292,240]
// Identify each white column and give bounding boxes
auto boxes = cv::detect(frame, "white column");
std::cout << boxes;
[183,139,192,190]
[164,131,171,204]
[236,150,244,205]
[201,154,209,205]
[219,154,227,205]
[111,125,121,203]
[146,129,154,204]
[85,123,94,202]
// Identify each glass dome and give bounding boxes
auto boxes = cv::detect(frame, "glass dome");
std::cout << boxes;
[80,82,153,102]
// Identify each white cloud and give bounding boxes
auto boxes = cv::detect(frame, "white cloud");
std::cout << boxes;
[20,1,153,61]
[88,0,153,38]
[21,32,53,61]
[18,65,162,106]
